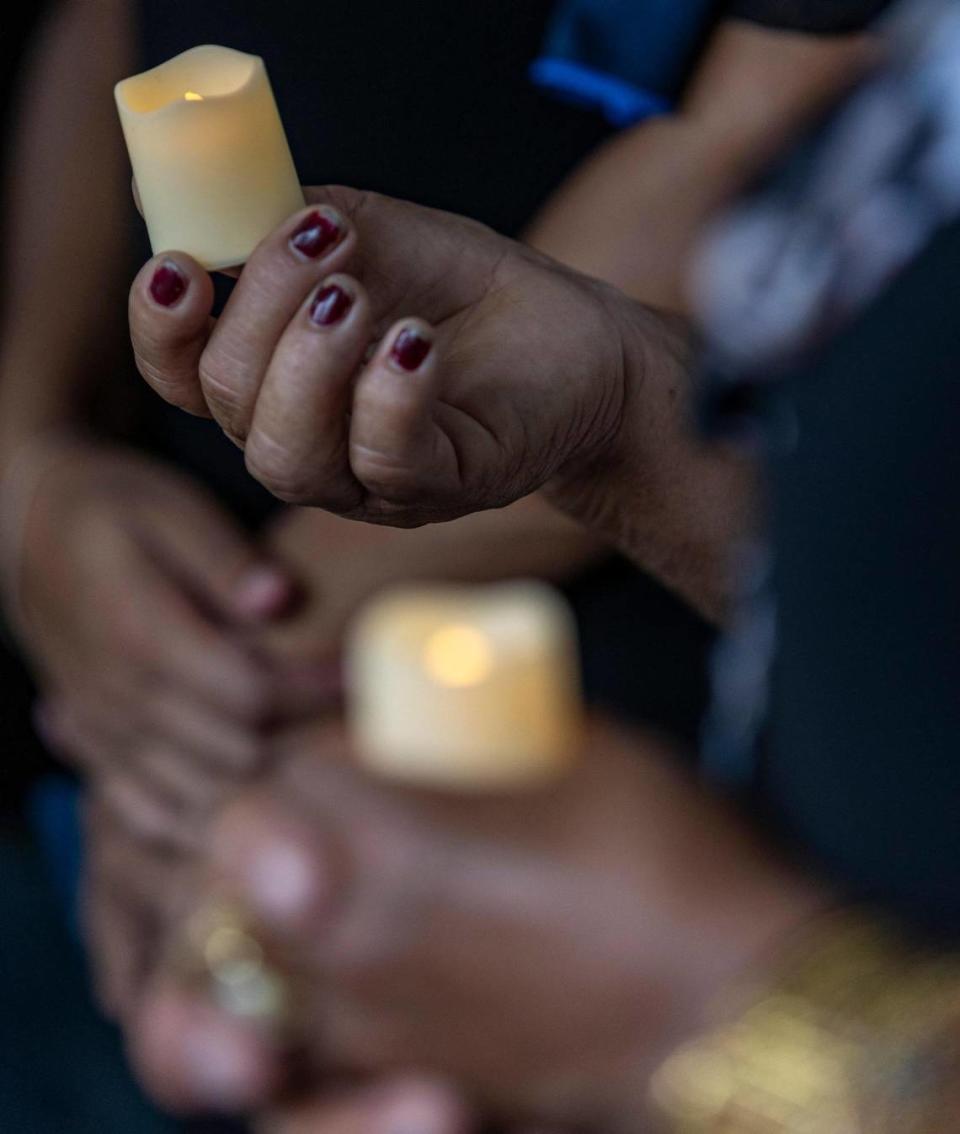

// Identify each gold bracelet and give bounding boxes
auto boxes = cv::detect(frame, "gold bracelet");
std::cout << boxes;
[650,912,960,1133]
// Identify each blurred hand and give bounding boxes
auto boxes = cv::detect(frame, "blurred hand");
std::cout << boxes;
[254,1078,468,1134]
[128,187,634,526]
[4,436,333,842]
[258,499,597,672]
[82,790,192,1022]
[131,720,825,1126]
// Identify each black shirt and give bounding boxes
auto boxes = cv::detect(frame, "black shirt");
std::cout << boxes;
[729,0,894,32]
[699,0,960,935]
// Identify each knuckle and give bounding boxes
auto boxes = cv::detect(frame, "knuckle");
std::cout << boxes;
[197,352,252,442]
[244,434,317,505]
[351,444,425,502]
[132,351,198,411]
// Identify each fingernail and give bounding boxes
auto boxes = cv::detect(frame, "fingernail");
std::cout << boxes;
[309,282,353,327]
[234,567,292,620]
[375,1082,468,1134]
[150,259,186,307]
[289,210,342,260]
[181,1012,271,1108]
[244,835,323,928]
[389,326,432,372]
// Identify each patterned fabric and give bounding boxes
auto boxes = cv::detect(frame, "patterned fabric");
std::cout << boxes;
[697,0,960,789]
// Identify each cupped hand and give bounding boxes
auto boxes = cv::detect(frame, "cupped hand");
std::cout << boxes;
[130,719,826,1127]
[257,497,598,674]
[128,187,630,526]
[4,437,333,841]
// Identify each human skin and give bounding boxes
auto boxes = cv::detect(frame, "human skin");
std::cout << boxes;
[118,17,870,1134]
[2,3,868,835]
[4,5,866,1125]
[128,186,742,621]
[128,719,827,1127]
[525,19,872,311]
[264,17,873,649]
[99,13,870,1129]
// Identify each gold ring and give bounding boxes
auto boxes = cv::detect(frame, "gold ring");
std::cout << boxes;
[176,899,291,1028]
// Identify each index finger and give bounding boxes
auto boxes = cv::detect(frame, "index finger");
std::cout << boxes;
[129,252,215,417]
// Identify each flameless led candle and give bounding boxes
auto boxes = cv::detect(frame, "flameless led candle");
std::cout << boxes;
[115,45,304,270]
[347,582,583,790]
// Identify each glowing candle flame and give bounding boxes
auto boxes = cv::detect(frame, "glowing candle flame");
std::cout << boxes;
[423,624,493,688]
[184,90,204,101]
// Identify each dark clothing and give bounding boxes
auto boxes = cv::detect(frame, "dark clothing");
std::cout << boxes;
[767,219,960,936]
[729,0,894,31]
[699,0,960,935]
[531,0,892,127]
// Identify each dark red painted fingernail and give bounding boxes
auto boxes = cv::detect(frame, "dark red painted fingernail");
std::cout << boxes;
[290,210,342,259]
[389,326,432,372]
[310,283,353,327]
[149,259,186,307]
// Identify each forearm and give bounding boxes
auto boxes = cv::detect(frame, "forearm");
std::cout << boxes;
[526,20,872,313]
[0,0,132,474]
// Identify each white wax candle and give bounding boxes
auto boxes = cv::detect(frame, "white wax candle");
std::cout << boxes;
[115,45,305,270]
[347,582,583,790]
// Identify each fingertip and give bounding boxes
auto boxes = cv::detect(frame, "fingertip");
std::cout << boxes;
[32,699,63,753]
[349,318,445,506]
[232,566,297,622]
[370,1078,471,1134]
[263,1077,469,1134]
[385,319,435,374]
[135,252,210,310]
[288,205,349,263]
[131,985,280,1114]
[211,798,333,932]
[130,253,215,416]
[305,272,366,330]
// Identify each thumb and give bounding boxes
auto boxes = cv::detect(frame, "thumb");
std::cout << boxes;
[142,488,298,624]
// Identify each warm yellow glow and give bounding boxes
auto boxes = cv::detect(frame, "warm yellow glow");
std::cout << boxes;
[422,624,494,688]
[184,90,204,101]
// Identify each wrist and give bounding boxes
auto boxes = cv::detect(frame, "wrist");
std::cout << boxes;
[650,908,960,1133]
[548,289,753,623]
[608,870,830,1134]
[546,286,655,507]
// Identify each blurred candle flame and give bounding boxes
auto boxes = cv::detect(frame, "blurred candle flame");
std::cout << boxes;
[423,624,494,688]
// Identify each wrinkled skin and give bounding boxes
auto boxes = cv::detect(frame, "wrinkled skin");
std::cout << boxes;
[128,188,633,527]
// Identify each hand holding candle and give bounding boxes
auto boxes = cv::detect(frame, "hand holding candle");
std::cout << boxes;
[347,582,583,789]
[115,45,304,270]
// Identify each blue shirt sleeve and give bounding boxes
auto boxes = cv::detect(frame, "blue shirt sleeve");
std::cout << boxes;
[531,0,718,127]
